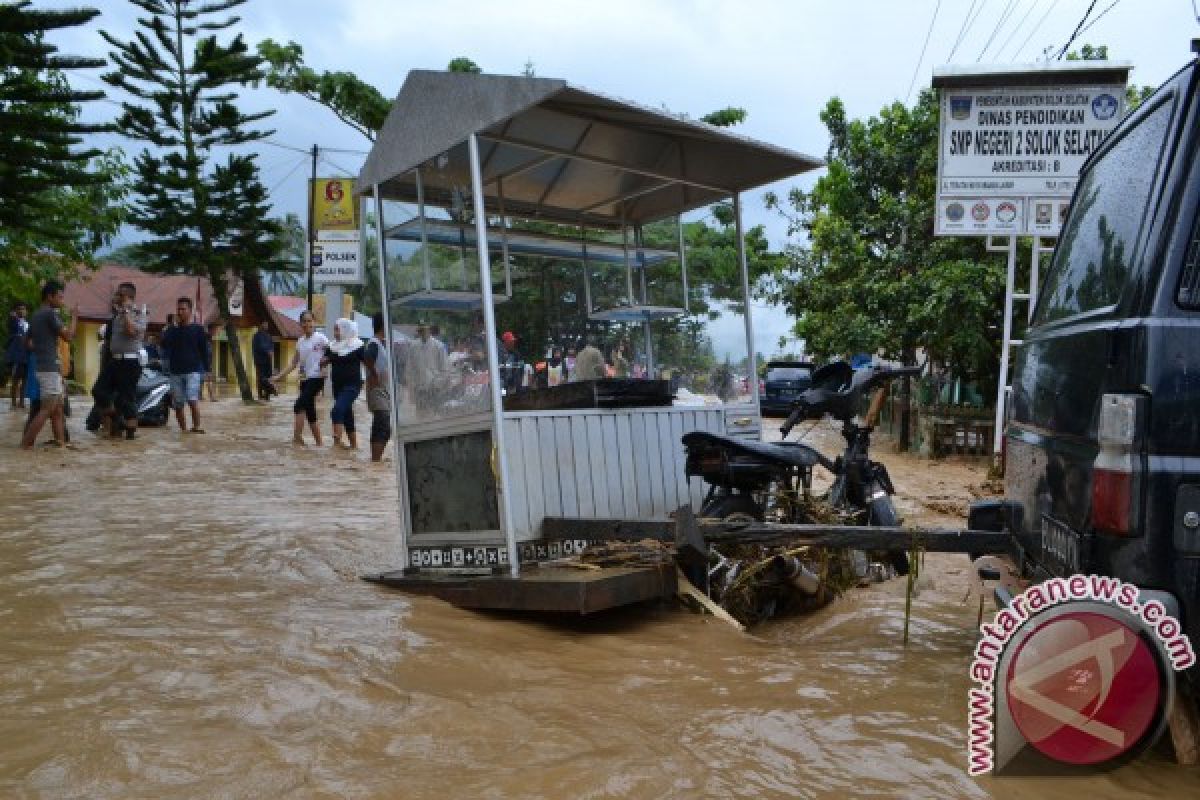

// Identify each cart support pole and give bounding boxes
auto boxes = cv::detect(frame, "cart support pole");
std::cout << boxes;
[414,168,432,293]
[733,193,759,413]
[373,185,409,568]
[497,178,513,298]
[580,224,593,315]
[678,214,690,313]
[469,133,519,577]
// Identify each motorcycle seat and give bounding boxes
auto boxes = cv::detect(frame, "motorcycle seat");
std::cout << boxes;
[681,431,825,469]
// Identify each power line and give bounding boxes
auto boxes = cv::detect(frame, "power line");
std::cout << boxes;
[262,139,311,155]
[1011,0,1060,60]
[1056,0,1099,59]
[1075,0,1122,39]
[977,0,1021,61]
[319,154,359,177]
[267,152,309,194]
[906,0,942,102]
[947,0,981,61]
[995,0,1037,59]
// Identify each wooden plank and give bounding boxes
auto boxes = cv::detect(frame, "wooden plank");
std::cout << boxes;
[687,412,711,510]
[571,416,595,518]
[554,416,579,516]
[629,413,651,517]
[362,564,676,614]
[696,521,1013,553]
[667,411,687,512]
[519,417,546,539]
[538,417,562,518]
[654,410,674,515]
[587,415,611,518]
[643,414,666,517]
[615,414,637,519]
[544,513,1014,555]
[504,419,529,539]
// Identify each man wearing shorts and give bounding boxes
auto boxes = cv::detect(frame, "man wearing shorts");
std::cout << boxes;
[20,281,77,449]
[161,296,211,433]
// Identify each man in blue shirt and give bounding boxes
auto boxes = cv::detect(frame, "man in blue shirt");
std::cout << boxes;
[160,296,212,433]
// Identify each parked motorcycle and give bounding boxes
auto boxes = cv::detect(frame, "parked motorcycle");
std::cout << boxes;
[136,362,171,426]
[682,361,919,622]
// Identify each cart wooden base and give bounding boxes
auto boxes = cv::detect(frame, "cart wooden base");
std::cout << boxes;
[361,563,677,614]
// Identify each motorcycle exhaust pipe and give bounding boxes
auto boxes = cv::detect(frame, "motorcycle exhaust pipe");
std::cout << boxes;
[769,555,820,596]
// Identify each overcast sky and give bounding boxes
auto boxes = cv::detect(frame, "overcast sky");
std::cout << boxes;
[56,0,1199,355]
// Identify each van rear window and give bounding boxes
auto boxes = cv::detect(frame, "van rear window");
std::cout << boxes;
[1034,98,1173,323]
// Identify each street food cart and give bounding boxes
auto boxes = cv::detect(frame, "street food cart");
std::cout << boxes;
[358,70,822,611]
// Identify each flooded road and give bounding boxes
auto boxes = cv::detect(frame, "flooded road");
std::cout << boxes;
[1,398,1196,798]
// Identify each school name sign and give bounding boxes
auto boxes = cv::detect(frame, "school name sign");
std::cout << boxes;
[933,63,1130,237]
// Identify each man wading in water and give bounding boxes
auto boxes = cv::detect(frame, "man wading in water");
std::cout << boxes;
[161,296,211,434]
[20,281,77,449]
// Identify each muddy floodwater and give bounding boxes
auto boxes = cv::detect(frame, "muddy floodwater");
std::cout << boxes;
[1,397,1196,798]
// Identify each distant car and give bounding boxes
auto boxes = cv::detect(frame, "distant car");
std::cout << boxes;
[759,361,814,416]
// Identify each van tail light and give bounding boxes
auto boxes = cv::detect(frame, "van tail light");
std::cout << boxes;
[758,379,765,396]
[1090,394,1145,536]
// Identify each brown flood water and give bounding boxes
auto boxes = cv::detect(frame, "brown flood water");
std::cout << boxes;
[1,397,1196,798]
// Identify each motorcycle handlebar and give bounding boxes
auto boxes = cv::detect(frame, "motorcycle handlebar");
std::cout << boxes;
[779,404,805,438]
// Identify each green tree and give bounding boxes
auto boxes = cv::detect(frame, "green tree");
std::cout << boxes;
[446,57,481,74]
[261,211,306,296]
[0,2,127,307]
[256,38,388,142]
[700,107,746,127]
[102,0,280,403]
[765,92,1005,447]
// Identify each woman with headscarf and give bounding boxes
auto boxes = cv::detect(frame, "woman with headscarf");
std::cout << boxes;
[323,317,365,449]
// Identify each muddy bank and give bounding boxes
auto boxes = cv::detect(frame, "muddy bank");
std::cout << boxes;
[0,398,1194,798]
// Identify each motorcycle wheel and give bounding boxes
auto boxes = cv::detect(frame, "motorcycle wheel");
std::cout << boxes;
[701,492,762,521]
[867,489,910,576]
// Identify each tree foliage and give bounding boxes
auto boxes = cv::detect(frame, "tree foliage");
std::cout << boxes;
[260,211,306,296]
[700,107,747,127]
[256,38,389,141]
[446,57,481,74]
[102,0,280,403]
[765,92,1003,387]
[0,2,126,307]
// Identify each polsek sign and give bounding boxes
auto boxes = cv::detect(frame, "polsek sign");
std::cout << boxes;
[933,63,1129,237]
[311,240,364,285]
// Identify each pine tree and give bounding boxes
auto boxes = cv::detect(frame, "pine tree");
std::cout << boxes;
[101,0,280,403]
[0,2,105,230]
[0,2,126,304]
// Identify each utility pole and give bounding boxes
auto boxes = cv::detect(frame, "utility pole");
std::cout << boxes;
[305,144,318,310]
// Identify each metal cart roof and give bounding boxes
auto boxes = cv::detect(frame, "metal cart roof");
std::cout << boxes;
[358,70,823,227]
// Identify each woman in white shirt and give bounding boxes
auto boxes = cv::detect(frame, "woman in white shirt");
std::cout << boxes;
[272,310,329,445]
